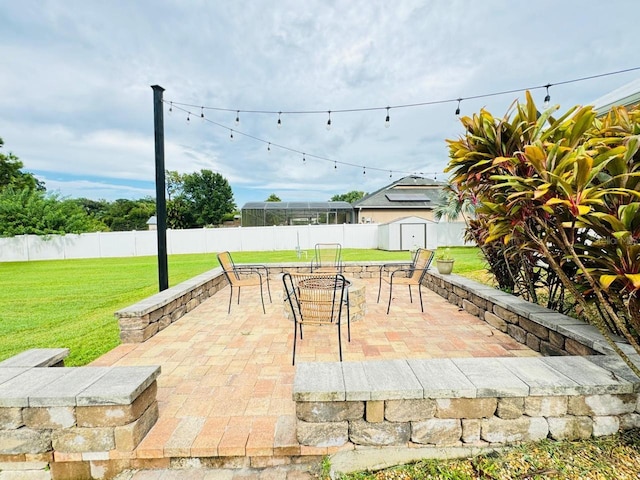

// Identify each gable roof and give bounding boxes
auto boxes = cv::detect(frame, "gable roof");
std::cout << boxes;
[353,175,446,209]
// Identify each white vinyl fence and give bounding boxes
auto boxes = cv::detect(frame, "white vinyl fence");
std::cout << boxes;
[0,222,470,262]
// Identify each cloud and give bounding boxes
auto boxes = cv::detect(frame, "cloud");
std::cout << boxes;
[1,0,639,209]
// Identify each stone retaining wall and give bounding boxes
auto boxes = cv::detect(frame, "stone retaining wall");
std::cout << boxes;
[0,364,160,480]
[423,271,635,358]
[293,357,640,449]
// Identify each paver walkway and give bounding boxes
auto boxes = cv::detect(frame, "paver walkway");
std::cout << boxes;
[94,276,538,479]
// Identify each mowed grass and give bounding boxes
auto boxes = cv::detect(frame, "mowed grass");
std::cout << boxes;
[0,247,484,366]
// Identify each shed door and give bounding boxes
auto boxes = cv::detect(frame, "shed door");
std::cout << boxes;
[400,223,426,251]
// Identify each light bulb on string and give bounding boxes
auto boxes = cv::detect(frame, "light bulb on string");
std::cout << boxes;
[302,153,306,164]
[267,142,271,152]
[277,112,282,129]
[235,110,240,126]
[455,98,462,116]
[169,101,173,113]
[200,107,205,120]
[334,161,337,170]
[544,84,551,108]
[230,130,234,141]
[363,167,366,175]
[326,111,332,131]
[186,112,190,123]
[384,107,390,128]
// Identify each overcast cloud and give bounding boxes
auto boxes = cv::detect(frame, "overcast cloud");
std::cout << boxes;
[1,1,639,207]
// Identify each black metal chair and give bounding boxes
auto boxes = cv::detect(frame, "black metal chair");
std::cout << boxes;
[310,243,343,273]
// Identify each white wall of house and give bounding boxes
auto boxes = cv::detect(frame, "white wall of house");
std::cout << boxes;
[0,222,470,262]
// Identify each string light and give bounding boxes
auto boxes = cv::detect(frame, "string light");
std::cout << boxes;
[363,167,366,175]
[186,112,190,122]
[277,112,282,129]
[326,111,332,131]
[169,101,173,113]
[384,107,390,128]
[164,102,484,179]
[200,107,204,119]
[235,110,240,126]
[544,84,551,108]
[167,66,640,125]
[455,98,461,116]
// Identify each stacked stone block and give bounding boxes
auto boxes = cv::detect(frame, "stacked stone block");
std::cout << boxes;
[423,271,631,357]
[0,363,160,479]
[293,357,640,448]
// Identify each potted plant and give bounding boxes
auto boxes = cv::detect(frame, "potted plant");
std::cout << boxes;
[435,248,454,275]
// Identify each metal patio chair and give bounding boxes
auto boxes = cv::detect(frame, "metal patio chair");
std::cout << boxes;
[377,248,435,314]
[282,272,350,365]
[217,251,272,314]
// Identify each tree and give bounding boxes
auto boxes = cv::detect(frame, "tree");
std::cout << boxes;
[0,137,44,192]
[0,188,106,236]
[167,169,236,227]
[331,190,366,203]
[101,198,156,231]
[265,193,281,202]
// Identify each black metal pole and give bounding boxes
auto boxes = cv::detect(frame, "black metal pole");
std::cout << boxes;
[151,85,169,291]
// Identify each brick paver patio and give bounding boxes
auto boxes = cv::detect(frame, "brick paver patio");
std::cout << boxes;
[93,276,538,475]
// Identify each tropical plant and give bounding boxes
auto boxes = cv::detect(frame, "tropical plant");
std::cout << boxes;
[445,92,640,370]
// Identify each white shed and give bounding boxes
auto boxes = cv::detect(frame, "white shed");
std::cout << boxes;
[378,216,437,251]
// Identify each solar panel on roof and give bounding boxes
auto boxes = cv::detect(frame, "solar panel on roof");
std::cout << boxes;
[385,193,431,202]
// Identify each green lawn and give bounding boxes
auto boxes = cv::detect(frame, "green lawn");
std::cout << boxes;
[0,247,484,366]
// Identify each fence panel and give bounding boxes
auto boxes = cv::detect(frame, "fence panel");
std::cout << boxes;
[0,222,470,262]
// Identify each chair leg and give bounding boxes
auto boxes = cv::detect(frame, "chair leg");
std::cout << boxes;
[237,287,241,305]
[292,321,298,365]
[337,321,343,362]
[346,291,351,342]
[259,282,266,314]
[387,278,394,314]
[419,284,424,312]
[227,285,233,314]
[266,276,272,302]
[377,268,383,303]
[408,285,413,304]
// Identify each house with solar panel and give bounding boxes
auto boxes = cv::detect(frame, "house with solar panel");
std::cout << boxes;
[352,175,446,224]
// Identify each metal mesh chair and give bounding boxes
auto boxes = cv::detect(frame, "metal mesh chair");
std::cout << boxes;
[217,251,272,314]
[377,248,434,314]
[282,273,350,365]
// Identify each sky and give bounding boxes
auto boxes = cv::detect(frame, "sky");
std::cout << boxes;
[1,1,640,209]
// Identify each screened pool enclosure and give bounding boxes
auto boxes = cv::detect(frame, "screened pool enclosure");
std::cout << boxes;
[241,201,354,226]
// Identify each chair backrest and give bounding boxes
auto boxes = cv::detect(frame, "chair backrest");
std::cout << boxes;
[311,243,342,273]
[217,251,239,282]
[282,273,346,326]
[408,248,435,282]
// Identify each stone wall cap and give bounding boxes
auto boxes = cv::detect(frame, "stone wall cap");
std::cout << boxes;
[29,367,112,406]
[75,365,161,405]
[408,358,476,398]
[0,348,69,368]
[363,360,423,400]
[342,362,371,400]
[0,368,70,407]
[293,362,345,402]
[497,357,581,395]
[540,356,634,394]
[452,358,529,397]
